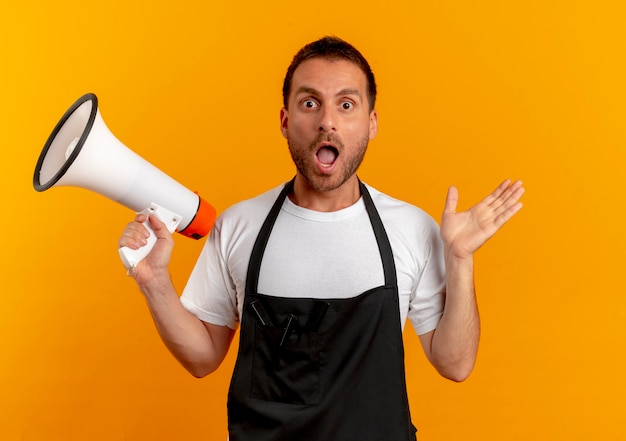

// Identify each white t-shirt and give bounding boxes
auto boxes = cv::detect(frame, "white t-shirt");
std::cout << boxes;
[181,182,445,336]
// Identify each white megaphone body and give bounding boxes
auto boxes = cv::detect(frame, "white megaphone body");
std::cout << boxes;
[33,93,216,269]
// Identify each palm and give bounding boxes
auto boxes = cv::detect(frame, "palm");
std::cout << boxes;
[440,180,524,258]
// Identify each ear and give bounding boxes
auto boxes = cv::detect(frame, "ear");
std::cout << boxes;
[280,108,289,139]
[368,109,378,140]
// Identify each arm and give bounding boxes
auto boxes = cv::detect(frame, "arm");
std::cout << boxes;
[420,179,524,382]
[119,214,235,378]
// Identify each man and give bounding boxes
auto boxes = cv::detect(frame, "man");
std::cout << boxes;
[119,36,524,440]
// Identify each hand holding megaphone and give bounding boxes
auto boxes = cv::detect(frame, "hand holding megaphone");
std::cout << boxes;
[118,202,182,269]
[34,93,216,270]
[118,208,177,280]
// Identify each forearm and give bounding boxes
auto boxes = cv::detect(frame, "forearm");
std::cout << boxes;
[430,254,480,382]
[138,270,232,378]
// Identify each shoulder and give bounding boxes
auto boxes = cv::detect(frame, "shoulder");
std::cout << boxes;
[363,183,444,284]
[363,183,440,234]
[209,182,288,249]
[216,182,286,228]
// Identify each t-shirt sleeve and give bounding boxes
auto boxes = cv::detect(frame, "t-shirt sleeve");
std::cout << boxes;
[407,218,446,335]
[180,222,240,330]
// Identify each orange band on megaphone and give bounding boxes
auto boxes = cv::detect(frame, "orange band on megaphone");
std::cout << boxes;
[178,194,216,240]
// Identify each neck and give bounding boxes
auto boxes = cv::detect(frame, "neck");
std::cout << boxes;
[288,175,361,212]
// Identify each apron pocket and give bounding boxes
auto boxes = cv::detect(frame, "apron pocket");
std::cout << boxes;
[250,323,321,405]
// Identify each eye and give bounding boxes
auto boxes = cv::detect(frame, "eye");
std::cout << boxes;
[340,101,354,110]
[302,99,318,110]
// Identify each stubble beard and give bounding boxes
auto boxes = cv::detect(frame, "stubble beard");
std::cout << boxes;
[287,132,369,193]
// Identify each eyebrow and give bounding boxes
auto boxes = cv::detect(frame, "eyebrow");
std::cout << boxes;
[295,86,362,99]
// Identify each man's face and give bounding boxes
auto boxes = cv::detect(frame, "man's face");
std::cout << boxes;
[280,57,378,193]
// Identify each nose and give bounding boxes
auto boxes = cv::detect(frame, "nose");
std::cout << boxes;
[318,105,337,132]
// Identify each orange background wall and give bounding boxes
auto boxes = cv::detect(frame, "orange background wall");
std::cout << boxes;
[1,1,625,440]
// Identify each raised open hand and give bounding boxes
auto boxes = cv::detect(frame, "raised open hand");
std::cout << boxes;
[440,179,524,259]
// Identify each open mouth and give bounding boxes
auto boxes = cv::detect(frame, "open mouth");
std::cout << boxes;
[316,145,339,167]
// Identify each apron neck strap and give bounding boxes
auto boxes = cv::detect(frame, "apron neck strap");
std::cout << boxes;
[359,180,398,287]
[246,179,294,293]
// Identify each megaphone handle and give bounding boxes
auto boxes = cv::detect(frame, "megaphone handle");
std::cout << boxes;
[118,203,182,270]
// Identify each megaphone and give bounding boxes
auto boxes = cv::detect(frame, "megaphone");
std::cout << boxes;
[33,93,216,269]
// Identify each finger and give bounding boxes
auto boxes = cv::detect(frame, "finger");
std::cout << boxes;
[492,182,525,215]
[134,213,148,223]
[500,180,524,202]
[147,214,172,240]
[493,184,525,225]
[118,229,148,249]
[118,232,146,250]
[444,186,459,214]
[488,179,525,210]
[118,221,150,249]
[494,200,523,227]
[484,179,512,207]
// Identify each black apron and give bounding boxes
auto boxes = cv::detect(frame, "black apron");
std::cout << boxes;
[227,179,417,441]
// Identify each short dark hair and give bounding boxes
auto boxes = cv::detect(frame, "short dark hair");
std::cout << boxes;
[282,36,377,111]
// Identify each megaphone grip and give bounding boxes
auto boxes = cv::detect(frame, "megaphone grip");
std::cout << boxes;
[118,203,182,270]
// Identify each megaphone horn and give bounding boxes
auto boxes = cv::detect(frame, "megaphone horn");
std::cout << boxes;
[33,93,216,269]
